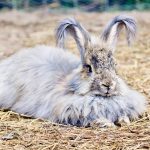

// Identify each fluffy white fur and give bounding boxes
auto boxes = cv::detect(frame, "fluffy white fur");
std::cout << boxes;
[0,45,146,126]
[0,16,147,127]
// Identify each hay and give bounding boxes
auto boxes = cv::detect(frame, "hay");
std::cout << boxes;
[0,10,149,150]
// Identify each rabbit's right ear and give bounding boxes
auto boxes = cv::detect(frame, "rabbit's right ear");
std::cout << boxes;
[56,18,91,64]
[101,15,136,52]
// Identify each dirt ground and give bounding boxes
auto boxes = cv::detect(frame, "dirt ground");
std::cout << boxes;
[0,10,149,150]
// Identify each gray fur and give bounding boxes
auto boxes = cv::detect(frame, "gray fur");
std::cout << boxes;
[0,16,147,127]
[101,15,136,48]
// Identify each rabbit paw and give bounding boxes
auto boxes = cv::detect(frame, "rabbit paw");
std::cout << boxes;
[91,118,116,128]
[115,115,130,127]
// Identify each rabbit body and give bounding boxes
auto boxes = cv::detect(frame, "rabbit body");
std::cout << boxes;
[0,16,147,127]
[0,45,146,126]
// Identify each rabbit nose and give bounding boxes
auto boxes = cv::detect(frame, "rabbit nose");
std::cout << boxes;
[101,82,116,93]
[102,84,110,90]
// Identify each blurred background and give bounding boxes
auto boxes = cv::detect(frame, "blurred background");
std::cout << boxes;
[0,0,150,11]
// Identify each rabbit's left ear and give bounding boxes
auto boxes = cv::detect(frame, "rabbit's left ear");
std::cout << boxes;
[101,15,136,51]
[56,18,91,64]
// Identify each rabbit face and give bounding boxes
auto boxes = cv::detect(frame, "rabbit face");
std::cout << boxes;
[80,43,119,97]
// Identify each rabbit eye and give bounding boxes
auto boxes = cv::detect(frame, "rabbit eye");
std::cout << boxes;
[100,48,105,51]
[108,51,112,58]
[84,64,92,74]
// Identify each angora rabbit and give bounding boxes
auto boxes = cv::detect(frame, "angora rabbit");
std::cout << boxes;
[0,15,147,127]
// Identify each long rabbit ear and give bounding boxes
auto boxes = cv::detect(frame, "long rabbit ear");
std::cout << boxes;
[56,18,91,64]
[101,15,136,51]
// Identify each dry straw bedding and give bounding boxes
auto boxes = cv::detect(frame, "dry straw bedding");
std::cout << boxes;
[0,10,149,150]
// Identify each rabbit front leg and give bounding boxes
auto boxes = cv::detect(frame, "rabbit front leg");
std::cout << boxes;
[82,97,131,128]
[91,117,116,128]
[90,115,130,128]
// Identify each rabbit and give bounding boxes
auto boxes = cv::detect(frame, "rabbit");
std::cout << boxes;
[0,15,147,127]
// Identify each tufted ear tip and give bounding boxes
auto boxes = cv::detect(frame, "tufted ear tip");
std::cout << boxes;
[101,15,137,50]
[55,18,91,64]
[56,18,76,48]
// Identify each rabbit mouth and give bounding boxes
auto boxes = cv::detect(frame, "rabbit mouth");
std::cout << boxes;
[95,93,113,97]
[93,90,118,97]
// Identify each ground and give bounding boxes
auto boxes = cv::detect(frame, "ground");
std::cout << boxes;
[0,10,149,150]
